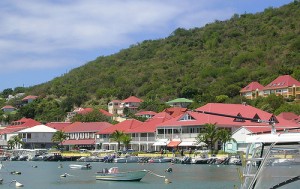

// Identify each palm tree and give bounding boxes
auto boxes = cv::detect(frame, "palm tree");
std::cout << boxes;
[121,134,132,151]
[110,130,125,151]
[195,123,219,155]
[51,131,67,150]
[12,135,24,149]
[217,129,237,152]
[7,139,15,149]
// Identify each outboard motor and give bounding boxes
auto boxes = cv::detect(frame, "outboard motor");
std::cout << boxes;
[165,167,173,172]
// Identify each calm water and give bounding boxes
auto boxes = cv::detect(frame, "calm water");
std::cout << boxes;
[1,161,240,189]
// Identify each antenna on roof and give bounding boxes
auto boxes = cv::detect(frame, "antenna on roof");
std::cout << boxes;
[194,110,276,134]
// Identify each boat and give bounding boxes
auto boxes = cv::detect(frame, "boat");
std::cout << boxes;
[69,163,92,170]
[95,167,148,181]
[148,156,172,163]
[113,156,140,163]
[240,131,300,189]
[194,110,300,189]
[77,156,104,162]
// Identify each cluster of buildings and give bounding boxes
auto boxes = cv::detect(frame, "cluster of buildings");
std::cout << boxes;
[0,101,299,153]
[240,75,300,100]
[0,75,299,154]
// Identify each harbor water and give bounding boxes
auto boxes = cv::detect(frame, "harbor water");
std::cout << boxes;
[1,161,240,189]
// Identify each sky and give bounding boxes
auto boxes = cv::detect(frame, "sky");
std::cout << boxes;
[0,0,294,92]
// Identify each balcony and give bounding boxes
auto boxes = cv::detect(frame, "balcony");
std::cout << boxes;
[156,133,199,140]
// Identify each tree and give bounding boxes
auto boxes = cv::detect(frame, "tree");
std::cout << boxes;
[110,130,125,151]
[71,109,110,122]
[121,134,132,151]
[52,131,67,150]
[7,139,15,149]
[195,123,219,155]
[10,135,24,149]
[217,129,236,152]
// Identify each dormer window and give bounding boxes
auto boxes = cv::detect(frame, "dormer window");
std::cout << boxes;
[234,113,245,122]
[252,114,261,122]
[269,115,279,123]
[180,113,195,121]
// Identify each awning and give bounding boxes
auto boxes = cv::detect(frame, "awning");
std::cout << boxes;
[167,141,181,147]
[178,141,207,146]
[62,139,95,145]
[178,141,196,146]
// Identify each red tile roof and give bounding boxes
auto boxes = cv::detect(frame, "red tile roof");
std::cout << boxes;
[0,118,41,134]
[46,122,72,130]
[243,126,275,134]
[264,75,300,90]
[1,105,16,110]
[128,112,173,133]
[62,122,112,133]
[0,126,28,135]
[163,107,187,118]
[240,81,264,92]
[77,108,93,115]
[22,95,38,101]
[98,119,143,134]
[99,109,113,117]
[157,103,298,131]
[277,112,299,121]
[10,118,41,127]
[122,96,143,103]
[135,111,157,116]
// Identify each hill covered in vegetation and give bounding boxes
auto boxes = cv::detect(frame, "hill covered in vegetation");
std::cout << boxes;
[1,2,300,122]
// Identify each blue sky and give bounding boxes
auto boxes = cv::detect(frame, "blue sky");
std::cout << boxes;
[0,0,293,92]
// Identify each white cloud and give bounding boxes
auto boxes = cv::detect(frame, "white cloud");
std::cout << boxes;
[0,0,292,90]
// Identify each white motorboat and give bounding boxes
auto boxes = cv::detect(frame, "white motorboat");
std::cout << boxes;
[240,132,300,189]
[195,110,300,189]
[148,157,172,163]
[69,163,92,170]
[114,156,139,163]
[96,167,148,181]
[77,156,104,162]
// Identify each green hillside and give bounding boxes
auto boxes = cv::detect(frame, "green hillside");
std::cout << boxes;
[2,2,299,122]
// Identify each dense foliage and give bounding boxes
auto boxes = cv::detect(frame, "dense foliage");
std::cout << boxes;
[1,2,300,122]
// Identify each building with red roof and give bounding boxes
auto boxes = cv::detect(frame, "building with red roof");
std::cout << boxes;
[97,119,142,151]
[97,112,174,152]
[99,109,113,117]
[155,103,299,152]
[61,122,112,150]
[22,95,38,105]
[1,105,16,113]
[277,112,299,124]
[0,118,41,148]
[240,75,300,100]
[135,111,157,119]
[163,107,187,118]
[240,81,264,99]
[263,75,300,99]
[107,96,143,120]
[46,122,72,130]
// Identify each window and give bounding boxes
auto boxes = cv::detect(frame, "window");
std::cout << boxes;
[180,113,195,121]
[27,133,31,139]
[227,143,233,150]
[234,113,245,122]
[157,129,164,134]
[252,114,261,122]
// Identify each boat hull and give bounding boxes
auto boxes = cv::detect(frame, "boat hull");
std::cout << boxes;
[96,170,147,181]
[69,164,92,170]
